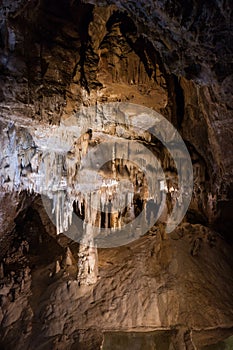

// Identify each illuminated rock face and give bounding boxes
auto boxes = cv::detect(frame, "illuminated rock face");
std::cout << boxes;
[0,102,193,238]
[0,0,231,231]
[0,104,189,284]
[0,0,232,349]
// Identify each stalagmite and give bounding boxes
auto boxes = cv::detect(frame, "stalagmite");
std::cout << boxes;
[0,106,189,286]
[64,248,74,267]
[77,244,98,286]
[55,260,61,274]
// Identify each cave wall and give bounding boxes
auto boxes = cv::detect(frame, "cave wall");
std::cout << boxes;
[0,0,232,215]
[0,0,233,349]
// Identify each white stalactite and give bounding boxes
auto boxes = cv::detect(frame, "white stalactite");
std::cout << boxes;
[0,106,184,285]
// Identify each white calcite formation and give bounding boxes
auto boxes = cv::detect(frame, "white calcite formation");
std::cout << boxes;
[0,103,192,284]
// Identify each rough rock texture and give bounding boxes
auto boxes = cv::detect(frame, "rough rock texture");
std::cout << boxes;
[0,0,232,349]
[1,217,233,350]
[81,0,233,233]
[0,191,33,260]
[0,0,232,229]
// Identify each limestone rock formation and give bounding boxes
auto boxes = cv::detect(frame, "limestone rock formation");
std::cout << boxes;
[55,260,61,274]
[0,0,232,349]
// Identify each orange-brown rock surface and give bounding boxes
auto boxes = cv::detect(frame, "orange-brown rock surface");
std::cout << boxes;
[0,1,232,349]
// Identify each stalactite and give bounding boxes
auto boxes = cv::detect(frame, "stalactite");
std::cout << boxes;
[0,104,193,285]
